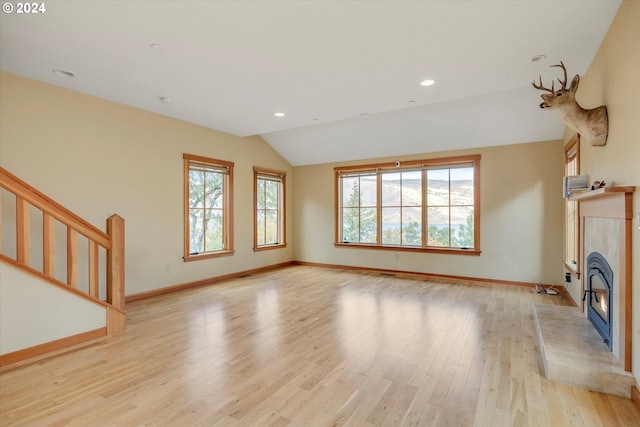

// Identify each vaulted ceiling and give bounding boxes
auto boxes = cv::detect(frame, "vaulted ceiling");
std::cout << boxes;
[0,1,621,165]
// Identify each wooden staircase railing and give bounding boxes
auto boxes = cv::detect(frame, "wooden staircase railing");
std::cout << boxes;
[0,167,125,337]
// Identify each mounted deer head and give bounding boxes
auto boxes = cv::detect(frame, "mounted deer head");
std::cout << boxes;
[532,61,608,146]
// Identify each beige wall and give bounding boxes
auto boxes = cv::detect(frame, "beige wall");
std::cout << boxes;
[0,263,106,354]
[293,140,564,285]
[0,72,294,296]
[562,1,640,386]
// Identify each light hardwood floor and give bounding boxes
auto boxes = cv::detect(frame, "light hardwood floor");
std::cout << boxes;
[1,265,639,426]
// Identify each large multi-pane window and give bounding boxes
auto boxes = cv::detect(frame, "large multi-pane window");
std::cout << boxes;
[254,167,286,250]
[183,154,234,261]
[335,155,480,254]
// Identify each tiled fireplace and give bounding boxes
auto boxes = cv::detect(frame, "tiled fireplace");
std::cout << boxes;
[534,186,635,398]
[584,217,622,358]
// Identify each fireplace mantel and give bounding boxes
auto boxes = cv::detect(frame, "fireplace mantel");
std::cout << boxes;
[569,185,635,202]
[577,185,635,371]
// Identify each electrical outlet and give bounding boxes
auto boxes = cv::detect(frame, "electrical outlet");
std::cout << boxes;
[394,253,400,261]
[165,264,171,273]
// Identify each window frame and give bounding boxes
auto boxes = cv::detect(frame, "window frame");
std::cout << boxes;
[564,134,580,277]
[334,154,481,255]
[253,166,287,251]
[183,153,235,262]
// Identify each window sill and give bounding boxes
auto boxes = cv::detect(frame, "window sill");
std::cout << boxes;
[563,261,581,278]
[334,243,481,256]
[183,250,235,262]
[254,243,287,252]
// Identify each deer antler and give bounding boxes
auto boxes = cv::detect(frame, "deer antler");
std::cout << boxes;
[532,61,569,93]
[551,61,568,90]
[532,75,555,93]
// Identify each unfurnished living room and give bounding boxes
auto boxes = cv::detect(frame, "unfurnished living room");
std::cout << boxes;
[1,1,639,426]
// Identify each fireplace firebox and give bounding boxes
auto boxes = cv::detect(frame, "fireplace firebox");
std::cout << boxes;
[583,251,613,350]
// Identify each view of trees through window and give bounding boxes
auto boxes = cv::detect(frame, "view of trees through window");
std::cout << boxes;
[254,167,286,251]
[256,176,280,246]
[339,161,476,250]
[188,164,225,254]
[184,154,233,257]
[341,174,377,244]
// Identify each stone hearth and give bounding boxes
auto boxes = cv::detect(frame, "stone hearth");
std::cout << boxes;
[534,304,633,398]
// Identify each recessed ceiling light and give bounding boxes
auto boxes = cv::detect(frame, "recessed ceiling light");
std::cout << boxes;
[420,79,435,87]
[274,112,285,117]
[52,69,75,78]
[408,100,416,104]
[150,43,163,51]
[530,54,546,62]
[159,97,173,104]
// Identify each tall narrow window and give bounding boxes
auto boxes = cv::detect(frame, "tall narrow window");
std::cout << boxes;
[254,167,286,250]
[564,134,580,276]
[184,154,234,261]
[341,172,378,244]
[335,155,480,254]
[381,170,421,245]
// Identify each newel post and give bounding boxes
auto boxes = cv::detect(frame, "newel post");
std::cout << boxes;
[107,214,126,333]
